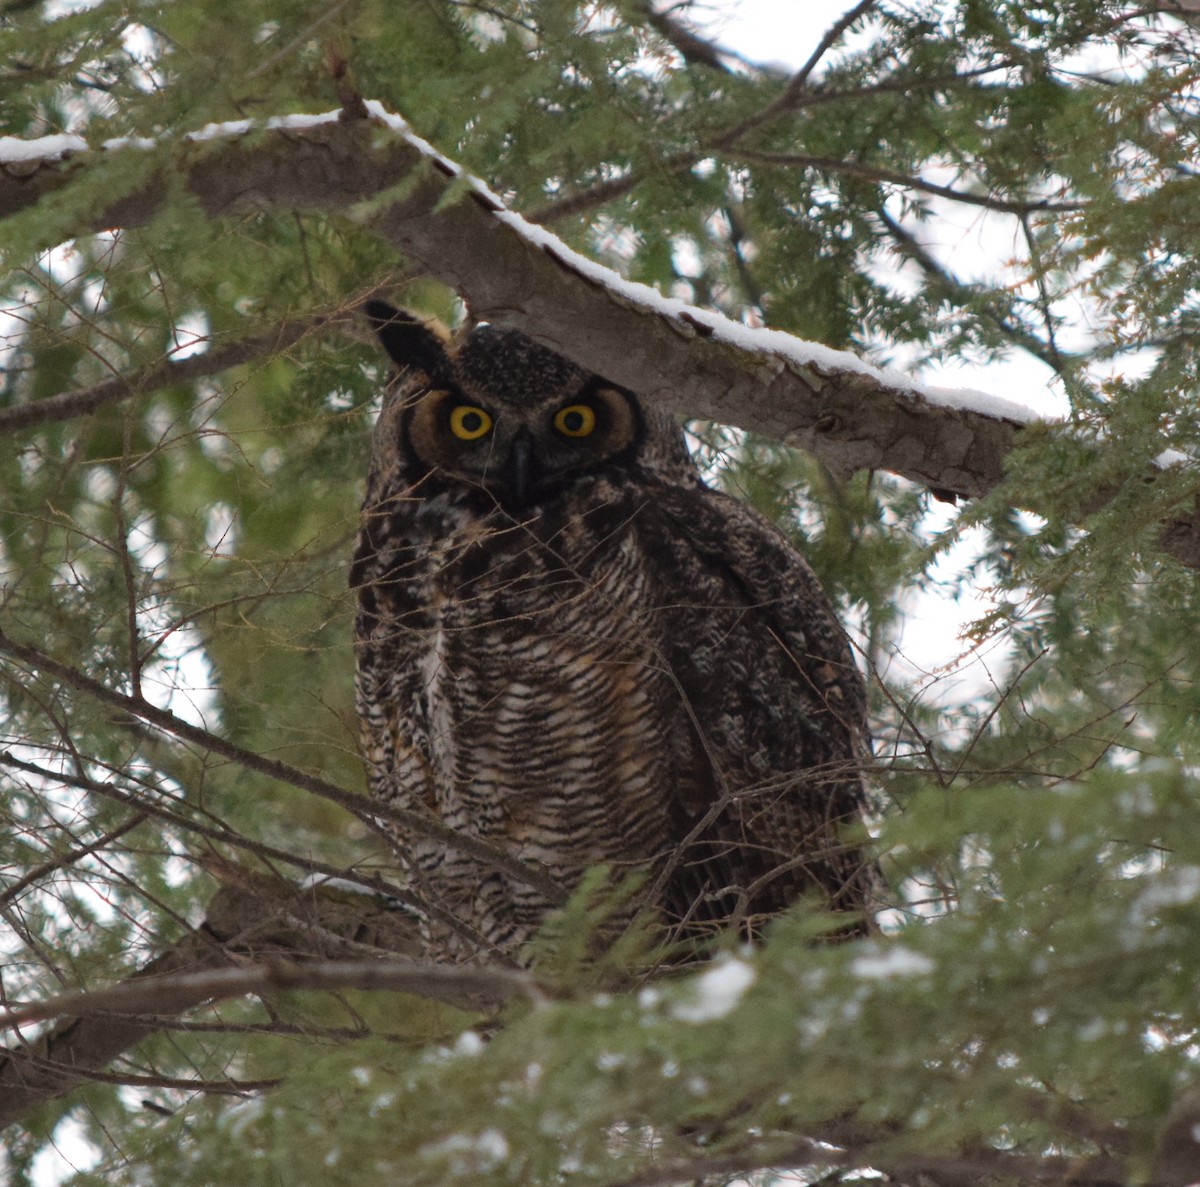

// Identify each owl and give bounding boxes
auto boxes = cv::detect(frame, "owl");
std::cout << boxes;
[351,301,876,963]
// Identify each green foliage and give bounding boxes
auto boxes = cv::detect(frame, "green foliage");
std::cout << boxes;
[3,1,1200,1184]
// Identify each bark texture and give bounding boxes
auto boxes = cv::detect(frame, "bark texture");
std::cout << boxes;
[2,110,1018,504]
[8,107,1194,567]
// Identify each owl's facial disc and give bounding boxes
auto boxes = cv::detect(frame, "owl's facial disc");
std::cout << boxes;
[405,384,641,508]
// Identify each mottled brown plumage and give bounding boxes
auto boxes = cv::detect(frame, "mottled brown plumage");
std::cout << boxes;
[352,302,876,962]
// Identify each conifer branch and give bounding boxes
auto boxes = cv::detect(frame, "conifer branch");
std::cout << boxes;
[0,315,322,433]
[0,108,1025,503]
[4,108,1197,564]
[0,629,567,906]
[0,955,537,1033]
[0,868,524,1131]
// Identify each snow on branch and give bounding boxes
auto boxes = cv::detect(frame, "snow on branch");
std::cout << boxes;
[0,102,1028,502]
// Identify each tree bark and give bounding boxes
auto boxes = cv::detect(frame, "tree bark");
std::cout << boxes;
[1,108,1017,501]
[6,105,1196,565]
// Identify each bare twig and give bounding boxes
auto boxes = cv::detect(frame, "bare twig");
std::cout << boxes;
[0,811,148,909]
[0,316,321,434]
[789,0,880,95]
[729,147,1083,215]
[527,168,650,224]
[712,0,880,148]
[876,205,1066,370]
[0,956,540,1032]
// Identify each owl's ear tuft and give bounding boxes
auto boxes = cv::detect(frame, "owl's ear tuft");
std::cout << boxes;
[363,301,448,377]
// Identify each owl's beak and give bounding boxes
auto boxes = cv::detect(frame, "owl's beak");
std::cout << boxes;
[504,428,536,507]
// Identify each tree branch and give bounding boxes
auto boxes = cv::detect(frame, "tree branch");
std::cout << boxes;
[0,810,147,909]
[0,314,323,434]
[730,147,1084,215]
[875,205,1066,371]
[0,628,567,906]
[0,747,503,956]
[607,1124,1135,1187]
[638,3,736,72]
[0,955,538,1033]
[711,0,881,147]
[0,866,529,1132]
[0,106,1026,502]
[2,104,1197,565]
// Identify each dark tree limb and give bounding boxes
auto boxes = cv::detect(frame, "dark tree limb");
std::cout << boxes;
[0,955,535,1034]
[0,862,531,1133]
[729,147,1083,214]
[710,0,881,148]
[638,3,736,72]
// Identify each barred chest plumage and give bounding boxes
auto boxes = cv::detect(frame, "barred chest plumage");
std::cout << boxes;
[356,475,682,956]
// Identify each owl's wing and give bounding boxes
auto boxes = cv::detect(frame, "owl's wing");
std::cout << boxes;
[640,480,874,936]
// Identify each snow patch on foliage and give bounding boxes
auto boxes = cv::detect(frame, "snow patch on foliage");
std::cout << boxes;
[454,1030,485,1056]
[850,945,935,980]
[0,133,87,162]
[671,956,756,1023]
[420,1128,510,1173]
[1131,865,1200,923]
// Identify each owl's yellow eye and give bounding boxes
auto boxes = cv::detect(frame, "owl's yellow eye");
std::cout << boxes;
[448,405,493,441]
[553,404,597,438]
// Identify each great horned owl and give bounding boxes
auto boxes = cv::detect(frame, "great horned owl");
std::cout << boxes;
[351,302,875,962]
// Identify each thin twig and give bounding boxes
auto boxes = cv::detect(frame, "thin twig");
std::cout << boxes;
[788,0,880,95]
[729,148,1084,215]
[61,1067,281,1095]
[0,629,567,905]
[0,317,322,434]
[713,0,880,148]
[0,811,148,909]
[0,749,496,955]
[875,205,1068,371]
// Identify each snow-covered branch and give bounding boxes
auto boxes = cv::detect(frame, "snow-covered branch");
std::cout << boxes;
[7,103,1199,566]
[0,103,1027,503]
